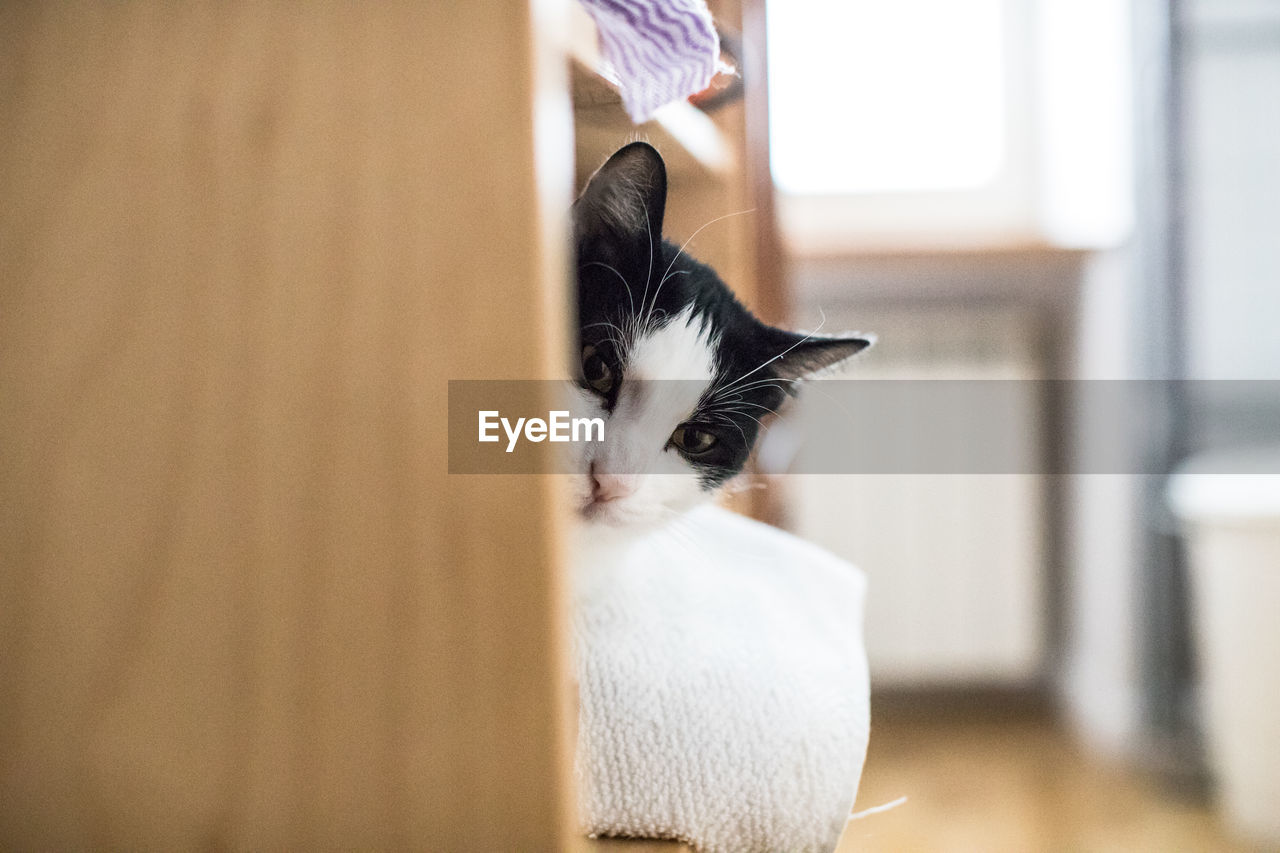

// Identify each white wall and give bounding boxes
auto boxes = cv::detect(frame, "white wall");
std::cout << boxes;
[1061,0,1280,758]
[1060,250,1145,756]
[1185,0,1280,379]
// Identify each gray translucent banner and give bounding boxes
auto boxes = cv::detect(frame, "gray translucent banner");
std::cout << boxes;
[448,380,1280,474]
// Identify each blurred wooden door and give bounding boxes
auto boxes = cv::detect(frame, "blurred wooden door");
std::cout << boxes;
[1,2,575,849]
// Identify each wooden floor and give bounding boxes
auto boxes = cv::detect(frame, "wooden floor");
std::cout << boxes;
[839,704,1256,853]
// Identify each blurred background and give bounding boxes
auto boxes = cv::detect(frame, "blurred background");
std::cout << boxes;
[3,0,1277,850]
[755,0,1280,849]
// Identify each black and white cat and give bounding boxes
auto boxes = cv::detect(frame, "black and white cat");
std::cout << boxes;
[570,142,872,528]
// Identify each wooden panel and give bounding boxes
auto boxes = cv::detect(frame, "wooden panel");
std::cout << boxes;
[0,2,574,849]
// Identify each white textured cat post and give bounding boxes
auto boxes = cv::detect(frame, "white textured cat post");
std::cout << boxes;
[572,505,871,853]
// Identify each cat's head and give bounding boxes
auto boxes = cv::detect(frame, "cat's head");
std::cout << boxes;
[571,142,871,528]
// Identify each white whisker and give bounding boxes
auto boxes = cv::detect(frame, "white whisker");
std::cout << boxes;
[638,201,656,333]
[716,376,800,396]
[647,208,756,325]
[702,400,779,415]
[714,309,829,397]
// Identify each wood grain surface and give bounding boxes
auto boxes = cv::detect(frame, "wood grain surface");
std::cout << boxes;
[1,2,576,848]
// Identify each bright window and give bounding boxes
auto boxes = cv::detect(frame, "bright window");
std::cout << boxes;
[767,0,1006,195]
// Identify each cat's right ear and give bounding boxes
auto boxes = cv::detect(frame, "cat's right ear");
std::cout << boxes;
[573,142,667,267]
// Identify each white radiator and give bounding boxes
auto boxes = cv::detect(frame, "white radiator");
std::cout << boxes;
[789,308,1046,686]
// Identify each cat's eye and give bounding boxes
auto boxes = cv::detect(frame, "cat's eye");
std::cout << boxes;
[581,344,615,395]
[670,425,718,456]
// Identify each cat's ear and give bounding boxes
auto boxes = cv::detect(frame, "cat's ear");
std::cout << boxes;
[573,142,667,263]
[765,329,875,385]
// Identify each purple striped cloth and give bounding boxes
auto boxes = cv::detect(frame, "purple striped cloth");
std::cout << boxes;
[578,0,722,123]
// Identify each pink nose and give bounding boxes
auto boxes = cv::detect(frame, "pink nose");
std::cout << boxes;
[590,462,636,503]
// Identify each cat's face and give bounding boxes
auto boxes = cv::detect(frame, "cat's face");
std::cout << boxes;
[571,143,871,529]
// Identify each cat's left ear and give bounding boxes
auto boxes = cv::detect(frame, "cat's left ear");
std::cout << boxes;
[766,330,875,385]
[573,142,667,265]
